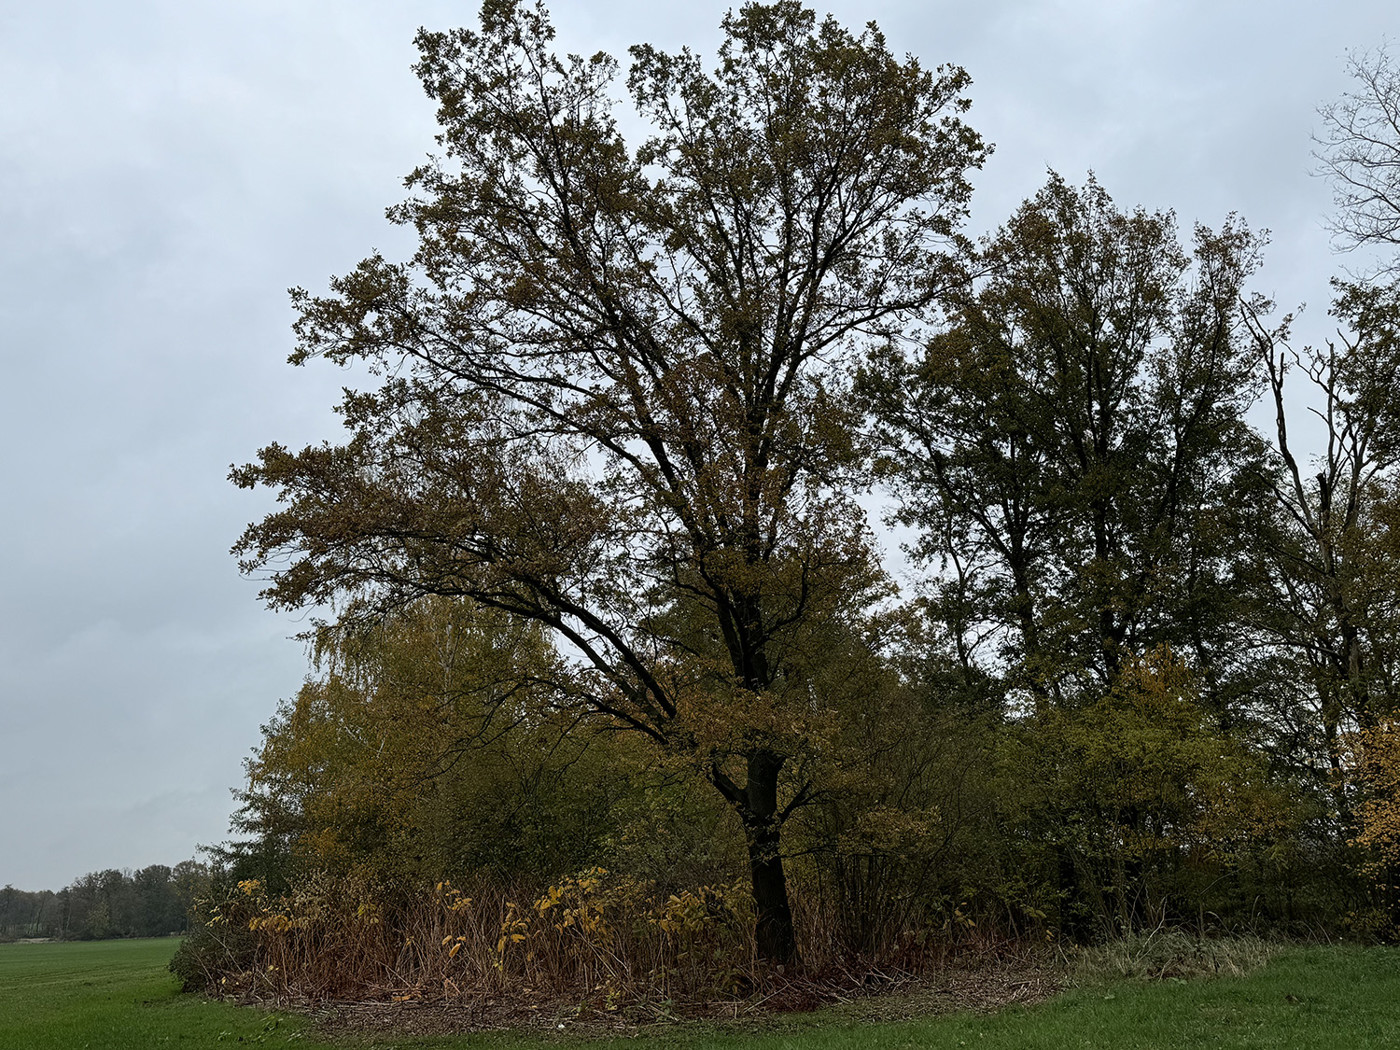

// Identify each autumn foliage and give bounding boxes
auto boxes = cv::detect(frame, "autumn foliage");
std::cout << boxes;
[207,0,1400,1015]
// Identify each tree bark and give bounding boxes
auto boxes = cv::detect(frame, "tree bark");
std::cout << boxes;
[741,751,798,965]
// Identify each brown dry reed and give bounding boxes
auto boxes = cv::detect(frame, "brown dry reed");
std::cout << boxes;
[193,870,755,1008]
[184,868,1000,1011]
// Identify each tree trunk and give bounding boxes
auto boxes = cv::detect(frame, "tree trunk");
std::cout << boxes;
[747,818,797,965]
[743,751,798,965]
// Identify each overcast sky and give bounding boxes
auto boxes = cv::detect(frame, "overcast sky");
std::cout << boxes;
[1,0,1394,891]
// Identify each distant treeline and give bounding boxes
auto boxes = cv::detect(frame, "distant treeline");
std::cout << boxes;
[0,861,211,941]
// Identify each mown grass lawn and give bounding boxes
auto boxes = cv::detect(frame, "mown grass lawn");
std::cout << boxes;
[562,945,1400,1050]
[0,938,325,1048]
[3,938,1398,1049]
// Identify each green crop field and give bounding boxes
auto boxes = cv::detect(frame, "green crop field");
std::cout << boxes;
[3,938,1400,1049]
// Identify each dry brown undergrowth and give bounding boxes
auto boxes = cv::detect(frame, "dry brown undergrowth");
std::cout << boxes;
[306,953,1061,1041]
[190,871,1035,1015]
[194,872,1279,1040]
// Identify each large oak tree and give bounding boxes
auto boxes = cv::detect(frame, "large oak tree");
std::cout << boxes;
[232,0,986,963]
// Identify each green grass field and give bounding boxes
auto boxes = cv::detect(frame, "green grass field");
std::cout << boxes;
[0,938,323,1048]
[3,938,1398,1049]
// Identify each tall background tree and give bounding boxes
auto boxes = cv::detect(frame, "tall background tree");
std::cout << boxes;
[859,173,1302,934]
[861,173,1267,710]
[1266,47,1400,907]
[1315,45,1400,267]
[232,0,987,963]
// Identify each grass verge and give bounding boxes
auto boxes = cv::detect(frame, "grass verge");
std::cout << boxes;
[4,938,1400,1049]
[538,944,1396,1050]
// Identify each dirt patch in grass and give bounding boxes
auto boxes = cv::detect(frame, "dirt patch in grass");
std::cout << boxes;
[296,954,1060,1042]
